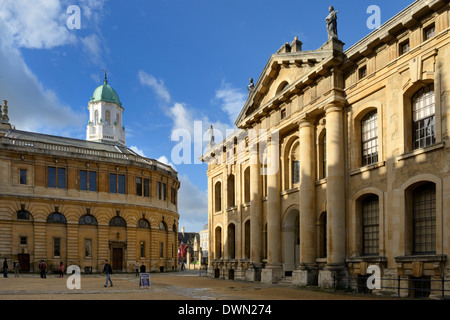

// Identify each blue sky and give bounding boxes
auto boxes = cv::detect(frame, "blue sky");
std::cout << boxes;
[0,0,414,232]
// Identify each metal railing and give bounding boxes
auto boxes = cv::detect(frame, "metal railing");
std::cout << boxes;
[332,274,450,300]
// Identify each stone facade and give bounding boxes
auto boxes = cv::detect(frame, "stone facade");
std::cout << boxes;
[202,0,450,297]
[0,92,179,274]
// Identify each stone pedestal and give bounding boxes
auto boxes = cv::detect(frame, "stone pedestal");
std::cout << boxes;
[261,266,283,284]
[318,265,348,289]
[245,264,262,282]
[292,268,318,287]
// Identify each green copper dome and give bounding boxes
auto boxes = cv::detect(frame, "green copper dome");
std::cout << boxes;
[90,79,122,107]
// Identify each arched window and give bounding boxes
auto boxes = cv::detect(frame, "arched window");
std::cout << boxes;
[320,133,327,179]
[79,214,98,225]
[244,167,250,203]
[276,81,289,95]
[361,111,378,166]
[361,195,379,256]
[47,212,67,224]
[227,174,235,208]
[94,110,99,125]
[228,223,236,260]
[109,216,126,227]
[244,220,251,259]
[105,110,111,126]
[412,84,435,149]
[412,182,436,254]
[137,218,150,229]
[290,141,300,186]
[214,181,222,212]
[17,209,30,220]
[215,226,222,259]
[319,212,327,258]
[115,114,120,126]
[159,221,167,231]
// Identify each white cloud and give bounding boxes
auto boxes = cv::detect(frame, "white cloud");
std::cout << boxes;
[0,0,76,49]
[214,81,247,124]
[177,174,208,232]
[130,145,147,157]
[0,0,107,135]
[156,155,177,171]
[80,34,103,65]
[138,70,171,104]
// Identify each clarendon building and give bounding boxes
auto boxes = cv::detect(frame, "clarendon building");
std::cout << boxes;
[202,0,450,297]
[0,77,179,274]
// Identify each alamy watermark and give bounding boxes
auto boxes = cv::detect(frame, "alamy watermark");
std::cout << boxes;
[66,5,81,30]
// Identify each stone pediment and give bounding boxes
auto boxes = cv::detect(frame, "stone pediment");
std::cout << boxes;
[235,38,345,128]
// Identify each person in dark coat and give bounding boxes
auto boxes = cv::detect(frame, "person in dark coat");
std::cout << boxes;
[3,258,8,278]
[103,260,113,287]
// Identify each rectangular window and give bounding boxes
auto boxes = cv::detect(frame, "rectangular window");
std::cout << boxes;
[292,160,300,185]
[359,65,367,80]
[53,238,61,257]
[81,171,97,191]
[157,182,162,200]
[171,187,177,205]
[118,174,125,194]
[424,24,435,41]
[413,183,436,255]
[89,171,97,192]
[144,179,149,197]
[361,112,379,166]
[159,242,164,258]
[80,170,88,191]
[400,40,410,55]
[412,85,435,150]
[19,169,27,185]
[48,167,56,188]
[362,195,379,256]
[57,168,66,189]
[162,183,167,201]
[136,177,142,196]
[140,241,145,258]
[48,167,66,189]
[85,239,92,258]
[20,236,27,245]
[109,174,117,193]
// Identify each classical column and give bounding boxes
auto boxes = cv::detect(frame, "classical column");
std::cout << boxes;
[292,117,317,286]
[261,134,283,283]
[248,134,263,281]
[324,103,346,267]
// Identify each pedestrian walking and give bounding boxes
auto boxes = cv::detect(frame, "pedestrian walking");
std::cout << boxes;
[58,261,64,278]
[134,260,139,277]
[13,260,19,277]
[3,258,8,278]
[38,260,47,279]
[103,260,113,287]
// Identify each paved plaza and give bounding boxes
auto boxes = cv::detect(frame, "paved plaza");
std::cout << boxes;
[0,270,402,301]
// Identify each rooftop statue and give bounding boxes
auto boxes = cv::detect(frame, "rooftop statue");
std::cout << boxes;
[326,6,339,40]
[247,78,255,93]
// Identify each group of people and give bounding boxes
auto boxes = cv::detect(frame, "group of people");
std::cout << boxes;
[2,258,20,277]
[1,258,147,289]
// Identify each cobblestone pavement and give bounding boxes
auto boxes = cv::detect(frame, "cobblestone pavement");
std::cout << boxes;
[0,269,406,301]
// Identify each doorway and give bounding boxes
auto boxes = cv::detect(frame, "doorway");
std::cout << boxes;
[18,254,30,272]
[282,208,299,275]
[112,247,123,271]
